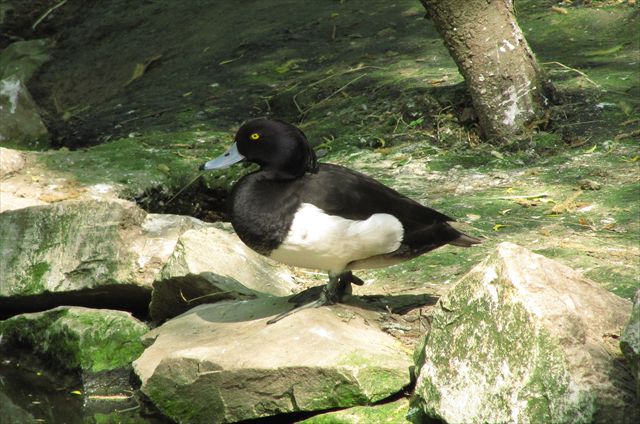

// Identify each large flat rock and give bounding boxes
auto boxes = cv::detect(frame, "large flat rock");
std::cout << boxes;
[0,200,191,302]
[412,242,637,424]
[134,298,412,423]
[0,39,51,82]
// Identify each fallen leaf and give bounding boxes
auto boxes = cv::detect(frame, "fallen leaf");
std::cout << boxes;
[551,6,568,14]
[427,77,448,85]
[550,190,582,214]
[618,101,633,116]
[514,198,538,207]
[70,390,82,395]
[408,117,424,128]
[584,44,625,57]
[275,59,306,74]
[124,54,162,86]
[492,224,509,231]
[500,209,512,215]
[576,204,595,213]
[578,217,597,230]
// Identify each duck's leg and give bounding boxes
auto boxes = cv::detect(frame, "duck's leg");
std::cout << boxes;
[266,271,356,324]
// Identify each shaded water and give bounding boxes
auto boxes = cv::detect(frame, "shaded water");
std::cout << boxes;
[0,358,165,424]
[0,359,84,424]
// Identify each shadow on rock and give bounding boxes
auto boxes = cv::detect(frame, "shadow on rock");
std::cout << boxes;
[181,290,438,324]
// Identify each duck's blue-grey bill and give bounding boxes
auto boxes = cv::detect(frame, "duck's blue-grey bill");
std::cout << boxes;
[201,143,245,170]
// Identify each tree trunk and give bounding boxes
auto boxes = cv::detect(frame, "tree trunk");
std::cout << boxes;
[420,0,556,143]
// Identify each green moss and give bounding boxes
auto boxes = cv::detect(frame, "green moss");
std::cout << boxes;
[0,200,147,298]
[620,294,640,378]
[335,352,409,403]
[144,372,221,424]
[0,307,148,374]
[586,267,638,300]
[305,375,368,410]
[38,130,233,198]
[66,310,147,372]
[301,399,411,424]
[20,261,50,295]
[522,329,595,423]
[531,132,563,154]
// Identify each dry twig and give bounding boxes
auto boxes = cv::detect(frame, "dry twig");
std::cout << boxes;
[542,61,601,89]
[32,0,68,30]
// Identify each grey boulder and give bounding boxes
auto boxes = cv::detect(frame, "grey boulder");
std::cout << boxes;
[411,242,637,424]
[134,298,412,423]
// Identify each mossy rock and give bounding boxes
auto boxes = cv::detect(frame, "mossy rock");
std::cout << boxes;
[0,200,145,298]
[412,243,638,424]
[133,298,411,423]
[0,77,49,149]
[0,39,51,82]
[620,289,640,398]
[0,306,148,374]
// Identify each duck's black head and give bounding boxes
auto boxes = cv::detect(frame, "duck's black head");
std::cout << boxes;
[201,118,318,180]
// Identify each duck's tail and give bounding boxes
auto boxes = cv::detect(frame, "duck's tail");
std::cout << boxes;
[449,232,482,247]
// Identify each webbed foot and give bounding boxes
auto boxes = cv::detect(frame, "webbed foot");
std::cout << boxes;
[266,271,359,324]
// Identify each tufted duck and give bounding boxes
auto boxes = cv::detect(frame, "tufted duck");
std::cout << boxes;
[201,118,480,323]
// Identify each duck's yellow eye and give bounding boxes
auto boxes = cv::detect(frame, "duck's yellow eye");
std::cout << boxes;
[250,133,260,141]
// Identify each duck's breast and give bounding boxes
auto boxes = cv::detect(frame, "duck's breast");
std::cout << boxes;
[269,203,403,273]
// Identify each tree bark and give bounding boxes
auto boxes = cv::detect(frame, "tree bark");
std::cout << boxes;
[420,0,556,143]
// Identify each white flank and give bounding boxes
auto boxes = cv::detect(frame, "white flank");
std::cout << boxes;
[269,203,403,273]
